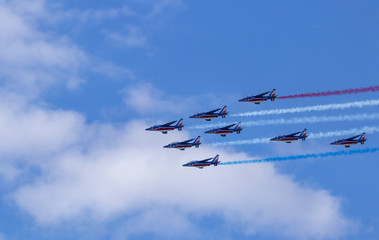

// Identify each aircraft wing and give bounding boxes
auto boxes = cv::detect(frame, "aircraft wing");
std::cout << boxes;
[346,135,361,140]
[205,108,221,114]
[255,91,270,97]
[162,120,177,126]
[221,124,236,130]
[179,139,194,144]
[286,131,301,137]
[198,158,213,163]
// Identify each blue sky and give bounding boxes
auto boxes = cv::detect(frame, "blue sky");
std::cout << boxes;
[0,0,378,239]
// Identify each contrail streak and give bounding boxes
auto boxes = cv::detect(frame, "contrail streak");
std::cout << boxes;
[210,126,379,146]
[231,99,379,117]
[277,85,379,99]
[219,147,379,165]
[189,113,379,129]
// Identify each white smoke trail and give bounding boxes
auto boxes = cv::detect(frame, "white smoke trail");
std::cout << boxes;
[189,112,379,129]
[308,126,379,139]
[231,99,379,117]
[210,126,379,146]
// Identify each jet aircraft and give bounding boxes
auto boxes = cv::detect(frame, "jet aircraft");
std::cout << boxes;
[238,89,277,104]
[164,136,201,150]
[270,129,307,143]
[183,155,219,169]
[205,122,242,137]
[189,106,228,121]
[145,119,183,134]
[330,133,366,147]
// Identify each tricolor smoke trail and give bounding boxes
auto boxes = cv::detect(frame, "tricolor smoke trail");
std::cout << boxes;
[219,147,379,165]
[211,126,379,146]
[277,85,379,99]
[189,112,379,129]
[231,99,379,117]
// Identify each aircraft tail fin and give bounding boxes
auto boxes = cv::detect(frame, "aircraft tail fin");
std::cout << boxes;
[212,154,219,166]
[194,136,201,145]
[234,122,242,133]
[220,106,227,114]
[176,119,183,130]
[269,89,276,100]
[300,129,307,140]
[359,132,366,141]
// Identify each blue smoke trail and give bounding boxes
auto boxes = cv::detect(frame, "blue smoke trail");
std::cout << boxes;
[220,147,379,165]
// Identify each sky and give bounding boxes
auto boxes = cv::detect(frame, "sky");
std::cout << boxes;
[0,0,378,239]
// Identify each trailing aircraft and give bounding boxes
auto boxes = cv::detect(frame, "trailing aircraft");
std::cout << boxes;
[145,119,183,134]
[205,122,242,137]
[270,129,307,143]
[238,89,277,104]
[164,136,201,150]
[189,106,228,121]
[330,132,366,147]
[183,155,219,169]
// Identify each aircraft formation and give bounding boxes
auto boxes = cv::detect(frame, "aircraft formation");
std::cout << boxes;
[145,89,368,169]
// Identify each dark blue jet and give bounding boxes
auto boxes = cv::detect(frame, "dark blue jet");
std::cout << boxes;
[205,122,242,137]
[239,89,277,104]
[164,136,201,150]
[270,129,307,143]
[330,132,366,147]
[189,106,228,121]
[183,155,219,169]
[145,119,183,134]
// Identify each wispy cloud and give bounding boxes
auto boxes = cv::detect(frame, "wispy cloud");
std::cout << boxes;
[105,26,147,48]
[122,83,190,114]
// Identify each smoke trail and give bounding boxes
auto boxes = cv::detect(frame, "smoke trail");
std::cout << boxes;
[210,126,379,146]
[231,99,379,117]
[277,85,379,99]
[220,147,379,165]
[308,126,379,139]
[189,112,379,129]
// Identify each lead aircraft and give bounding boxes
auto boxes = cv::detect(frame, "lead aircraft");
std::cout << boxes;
[238,89,277,104]
[330,133,366,147]
[205,122,242,137]
[189,106,228,121]
[145,119,183,134]
[164,136,201,150]
[270,129,307,143]
[183,155,219,169]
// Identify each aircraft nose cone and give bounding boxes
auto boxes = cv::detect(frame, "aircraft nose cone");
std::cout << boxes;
[238,98,245,102]
[145,127,152,131]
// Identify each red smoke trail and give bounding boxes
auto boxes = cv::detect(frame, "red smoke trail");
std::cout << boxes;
[277,85,379,99]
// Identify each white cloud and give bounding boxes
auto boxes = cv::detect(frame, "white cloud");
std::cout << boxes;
[0,1,86,95]
[0,93,85,160]
[0,98,355,239]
